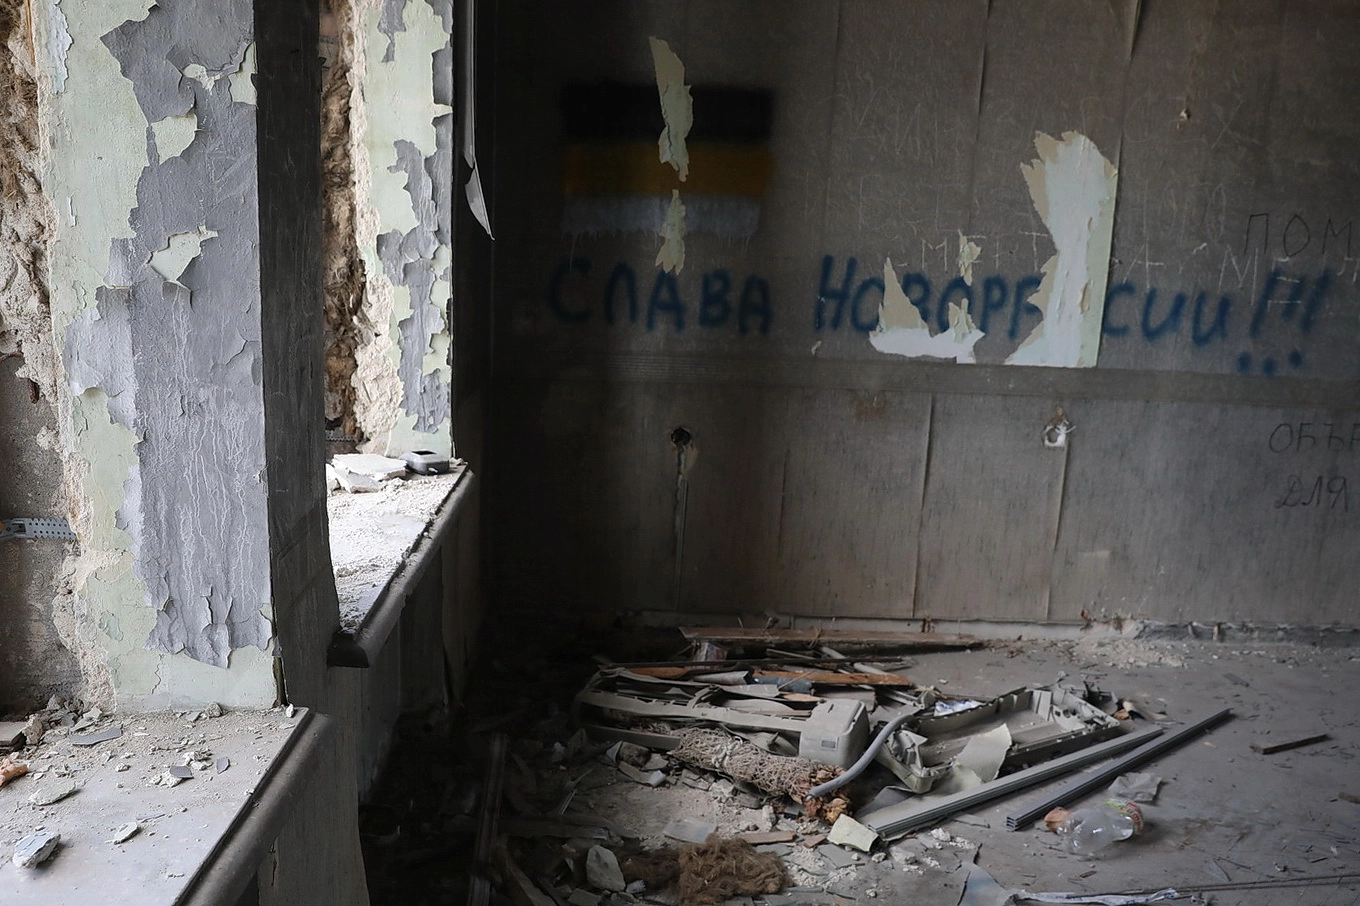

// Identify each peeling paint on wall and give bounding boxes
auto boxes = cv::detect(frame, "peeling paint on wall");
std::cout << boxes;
[38,0,278,707]
[656,189,686,274]
[148,226,217,283]
[43,0,71,93]
[870,257,983,363]
[1005,131,1117,368]
[150,110,198,161]
[351,0,453,457]
[957,231,981,287]
[648,36,691,181]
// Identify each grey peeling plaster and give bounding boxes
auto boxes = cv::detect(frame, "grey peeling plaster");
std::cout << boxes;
[381,0,451,64]
[378,0,407,61]
[63,0,272,668]
[377,111,453,432]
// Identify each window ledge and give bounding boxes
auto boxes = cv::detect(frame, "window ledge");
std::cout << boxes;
[327,467,475,668]
[0,708,330,906]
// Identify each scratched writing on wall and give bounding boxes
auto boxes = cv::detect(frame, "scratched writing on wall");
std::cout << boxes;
[1267,421,1356,514]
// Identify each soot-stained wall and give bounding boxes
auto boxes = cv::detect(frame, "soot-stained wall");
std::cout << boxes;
[490,1,1360,627]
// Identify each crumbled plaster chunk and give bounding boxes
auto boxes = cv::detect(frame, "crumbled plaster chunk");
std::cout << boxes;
[111,822,140,844]
[29,778,77,806]
[12,831,60,868]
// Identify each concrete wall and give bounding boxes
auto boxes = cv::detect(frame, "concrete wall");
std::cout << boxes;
[489,1,1360,627]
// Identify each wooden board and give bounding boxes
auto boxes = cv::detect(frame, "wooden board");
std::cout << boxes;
[679,627,979,648]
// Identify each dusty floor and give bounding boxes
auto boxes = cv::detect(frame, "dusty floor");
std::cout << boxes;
[360,618,1360,906]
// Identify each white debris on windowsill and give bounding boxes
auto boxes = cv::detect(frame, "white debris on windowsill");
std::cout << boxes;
[328,462,466,634]
[0,703,300,899]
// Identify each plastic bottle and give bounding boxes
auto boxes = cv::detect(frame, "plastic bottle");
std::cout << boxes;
[1056,799,1144,856]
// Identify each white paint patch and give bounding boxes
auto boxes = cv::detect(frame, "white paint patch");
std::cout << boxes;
[656,189,686,273]
[182,64,223,88]
[229,42,257,106]
[45,0,73,93]
[957,230,981,286]
[150,110,198,161]
[1006,131,1117,368]
[148,227,218,285]
[870,257,983,363]
[649,37,692,181]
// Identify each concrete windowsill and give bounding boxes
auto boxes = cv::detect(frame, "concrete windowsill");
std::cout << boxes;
[327,467,474,668]
[0,708,331,906]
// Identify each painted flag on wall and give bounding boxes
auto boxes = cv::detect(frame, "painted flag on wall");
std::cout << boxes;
[559,82,774,239]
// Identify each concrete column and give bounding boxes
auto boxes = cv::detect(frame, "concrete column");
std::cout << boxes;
[33,0,329,710]
[347,0,455,458]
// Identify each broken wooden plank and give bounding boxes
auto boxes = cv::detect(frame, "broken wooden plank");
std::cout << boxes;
[680,627,980,649]
[753,669,913,687]
[738,830,796,845]
[469,734,509,906]
[494,842,559,906]
[1251,733,1330,755]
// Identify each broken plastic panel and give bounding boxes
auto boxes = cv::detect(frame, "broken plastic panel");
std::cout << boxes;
[876,685,1121,794]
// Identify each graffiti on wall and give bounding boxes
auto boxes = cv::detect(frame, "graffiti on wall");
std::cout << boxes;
[547,252,1340,377]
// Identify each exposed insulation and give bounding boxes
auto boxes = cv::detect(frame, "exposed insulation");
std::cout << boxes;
[321,0,365,438]
[671,729,850,822]
[620,839,786,906]
[0,0,59,404]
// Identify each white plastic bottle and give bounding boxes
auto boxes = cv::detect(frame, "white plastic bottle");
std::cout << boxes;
[1056,800,1144,856]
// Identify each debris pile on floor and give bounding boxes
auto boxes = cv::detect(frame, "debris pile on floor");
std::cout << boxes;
[359,620,1360,906]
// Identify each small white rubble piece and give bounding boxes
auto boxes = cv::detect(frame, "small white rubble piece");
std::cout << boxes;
[153,770,187,787]
[331,453,409,482]
[333,468,383,493]
[201,702,224,719]
[182,749,214,771]
[827,814,879,853]
[111,822,141,844]
[13,831,61,868]
[70,726,123,747]
[663,817,717,844]
[29,778,78,806]
[585,845,626,892]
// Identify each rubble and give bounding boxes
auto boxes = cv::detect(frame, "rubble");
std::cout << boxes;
[110,822,141,843]
[12,830,60,868]
[584,845,626,891]
[29,777,78,806]
[360,619,1332,906]
[827,814,878,852]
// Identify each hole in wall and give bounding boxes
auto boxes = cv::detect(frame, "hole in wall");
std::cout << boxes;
[670,426,693,449]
